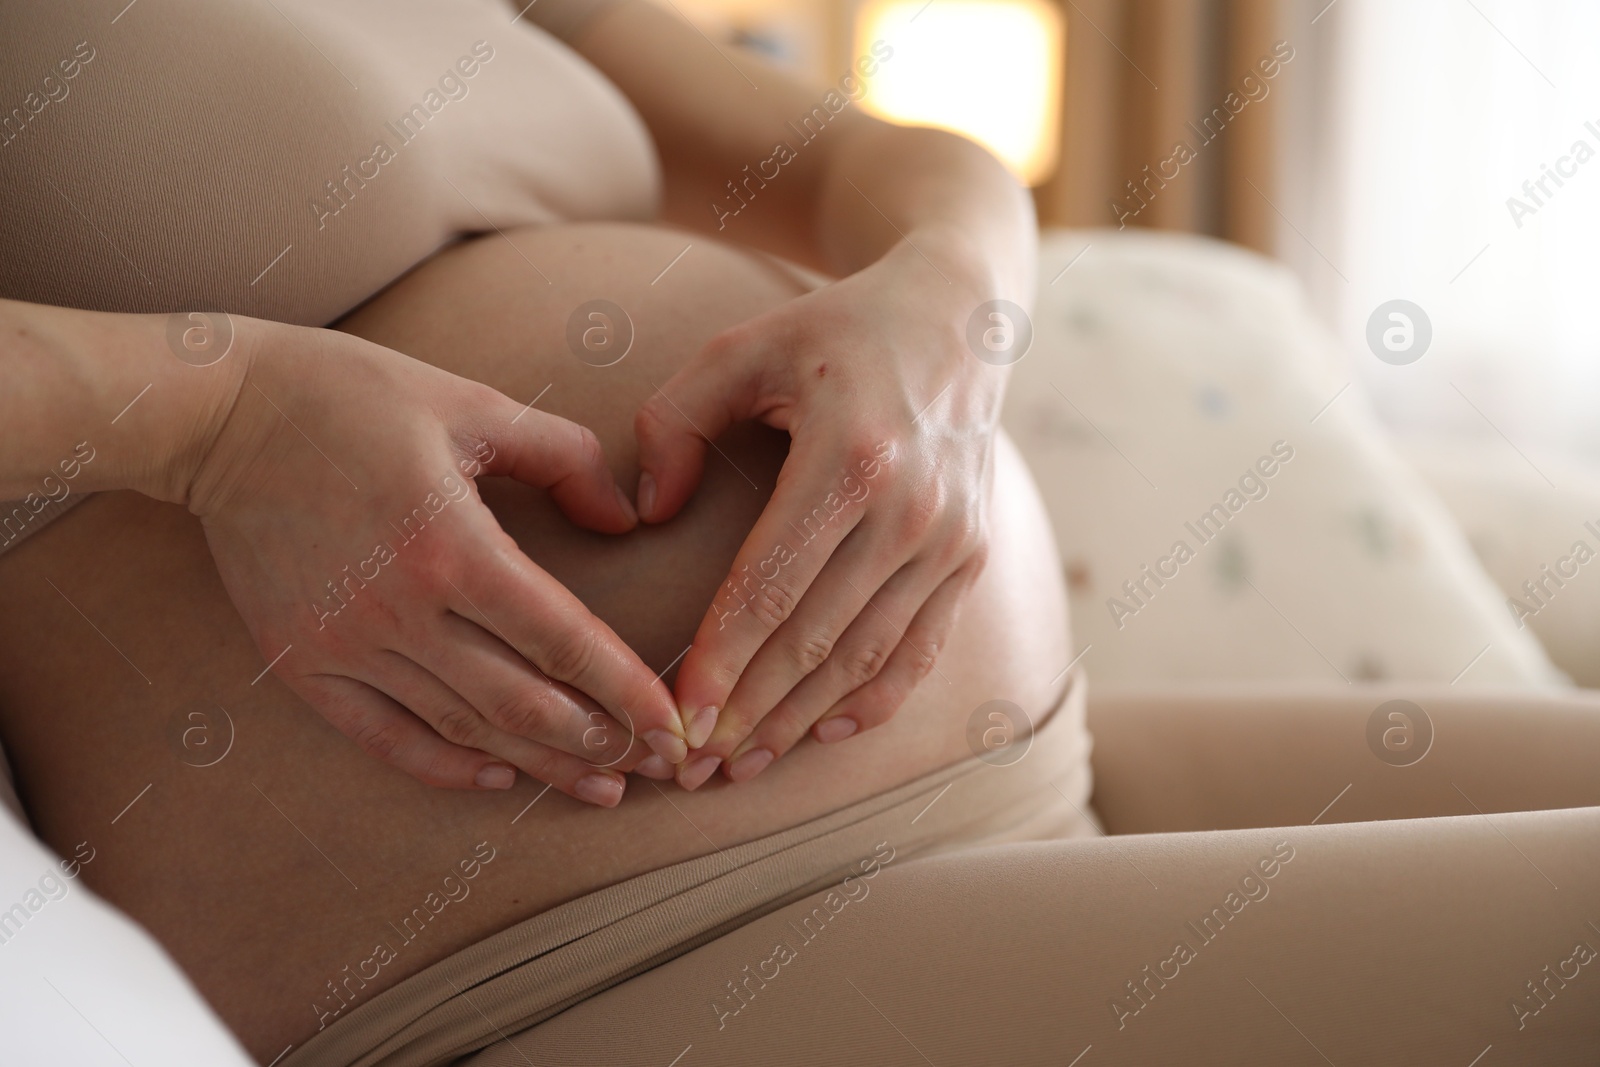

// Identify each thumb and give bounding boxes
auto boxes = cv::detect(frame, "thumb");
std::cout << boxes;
[634,326,770,524]
[467,394,637,534]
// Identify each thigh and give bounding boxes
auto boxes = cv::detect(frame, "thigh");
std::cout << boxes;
[1088,685,1600,833]
[0,223,1072,1060]
[473,806,1600,1065]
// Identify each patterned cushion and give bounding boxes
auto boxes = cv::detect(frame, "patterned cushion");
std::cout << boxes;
[1002,229,1564,688]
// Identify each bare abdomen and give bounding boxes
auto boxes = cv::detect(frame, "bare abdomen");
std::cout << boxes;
[0,223,1070,1059]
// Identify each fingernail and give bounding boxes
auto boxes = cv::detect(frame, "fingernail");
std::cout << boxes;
[677,754,720,791]
[685,705,719,749]
[475,764,516,790]
[637,471,657,522]
[727,747,774,783]
[575,773,625,807]
[644,729,688,764]
[635,754,675,779]
[614,484,638,525]
[815,717,858,744]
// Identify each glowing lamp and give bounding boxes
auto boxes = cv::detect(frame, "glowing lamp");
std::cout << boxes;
[854,0,1064,186]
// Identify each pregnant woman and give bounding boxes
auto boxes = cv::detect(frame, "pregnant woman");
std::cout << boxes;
[2,2,1597,1065]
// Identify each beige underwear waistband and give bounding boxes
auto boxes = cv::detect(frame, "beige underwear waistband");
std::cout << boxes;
[285,672,1095,1067]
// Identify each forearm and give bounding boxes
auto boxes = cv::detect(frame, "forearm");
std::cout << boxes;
[815,117,1039,308]
[0,299,245,505]
[567,0,1037,304]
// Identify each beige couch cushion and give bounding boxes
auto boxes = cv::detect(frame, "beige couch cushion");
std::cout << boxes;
[1403,437,1600,686]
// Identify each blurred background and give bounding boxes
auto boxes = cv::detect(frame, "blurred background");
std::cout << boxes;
[679,0,1600,465]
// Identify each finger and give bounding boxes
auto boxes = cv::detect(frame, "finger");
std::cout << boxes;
[671,436,877,758]
[631,753,679,780]
[293,672,517,791]
[813,559,979,739]
[470,393,637,534]
[352,655,633,806]
[633,323,775,523]
[409,612,643,767]
[684,530,908,779]
[721,555,945,781]
[448,546,684,758]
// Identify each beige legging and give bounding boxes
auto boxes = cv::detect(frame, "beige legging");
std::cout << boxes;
[460,686,1600,1066]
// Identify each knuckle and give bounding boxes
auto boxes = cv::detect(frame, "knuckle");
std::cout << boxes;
[710,708,757,750]
[705,321,756,360]
[467,381,503,410]
[488,691,555,738]
[845,434,884,470]
[786,630,835,675]
[748,576,801,630]
[634,397,669,440]
[900,485,944,541]
[351,720,404,762]
[580,712,623,754]
[396,537,457,594]
[910,639,942,678]
[573,424,605,471]
[542,628,599,682]
[433,705,487,746]
[837,641,891,687]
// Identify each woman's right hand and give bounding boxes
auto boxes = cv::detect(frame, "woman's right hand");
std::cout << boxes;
[180,317,687,806]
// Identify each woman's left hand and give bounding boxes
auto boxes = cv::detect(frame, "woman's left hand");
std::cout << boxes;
[633,231,1012,789]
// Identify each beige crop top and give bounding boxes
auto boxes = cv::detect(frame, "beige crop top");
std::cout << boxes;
[0,0,651,554]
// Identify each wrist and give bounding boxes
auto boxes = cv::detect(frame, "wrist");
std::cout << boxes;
[821,120,1037,301]
[162,314,258,510]
[914,226,1021,426]
[902,220,1034,313]
[100,308,254,508]
[0,300,252,507]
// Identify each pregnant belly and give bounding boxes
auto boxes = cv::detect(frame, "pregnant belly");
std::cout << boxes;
[0,223,1069,1059]
[0,445,1062,1057]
